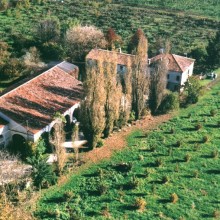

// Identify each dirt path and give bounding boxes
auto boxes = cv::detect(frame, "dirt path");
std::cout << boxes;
[82,113,173,164]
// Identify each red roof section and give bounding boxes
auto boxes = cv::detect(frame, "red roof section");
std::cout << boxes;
[86,49,135,66]
[0,65,83,134]
[150,54,195,73]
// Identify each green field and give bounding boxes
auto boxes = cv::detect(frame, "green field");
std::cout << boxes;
[113,0,220,20]
[0,0,219,57]
[36,79,220,219]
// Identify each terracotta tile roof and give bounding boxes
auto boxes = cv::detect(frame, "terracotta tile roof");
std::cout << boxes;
[0,64,83,134]
[86,49,135,66]
[0,117,8,129]
[150,54,195,73]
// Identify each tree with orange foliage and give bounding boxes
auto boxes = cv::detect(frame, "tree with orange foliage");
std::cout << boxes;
[105,28,121,50]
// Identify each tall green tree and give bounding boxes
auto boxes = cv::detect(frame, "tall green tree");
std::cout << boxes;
[206,30,220,70]
[128,29,145,54]
[131,31,149,119]
[80,60,106,148]
[149,56,168,114]
[105,28,121,51]
[36,17,61,43]
[103,53,122,137]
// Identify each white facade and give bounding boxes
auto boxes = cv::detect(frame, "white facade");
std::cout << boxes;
[166,62,194,91]
[0,103,80,148]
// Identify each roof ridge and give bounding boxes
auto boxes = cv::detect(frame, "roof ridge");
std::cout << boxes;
[95,48,136,57]
[172,54,195,61]
[171,54,184,72]
[0,63,67,99]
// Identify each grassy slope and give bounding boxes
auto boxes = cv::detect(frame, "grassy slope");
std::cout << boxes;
[36,79,220,219]
[113,0,220,20]
[0,0,219,55]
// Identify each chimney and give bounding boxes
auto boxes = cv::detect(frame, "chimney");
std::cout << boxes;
[118,47,122,53]
[148,59,151,65]
[184,53,187,57]
[159,48,164,54]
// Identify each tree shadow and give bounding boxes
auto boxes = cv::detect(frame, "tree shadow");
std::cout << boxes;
[201,213,213,218]
[158,198,170,204]
[134,135,147,139]
[172,159,184,163]
[182,127,196,132]
[44,196,65,204]
[83,173,97,177]
[150,180,163,184]
[120,204,136,211]
[142,162,156,168]
[206,169,220,175]
[205,124,218,128]
[200,155,212,159]
[86,210,99,217]
[136,173,147,178]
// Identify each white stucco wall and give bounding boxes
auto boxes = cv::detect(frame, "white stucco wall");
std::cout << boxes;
[180,63,194,85]
[0,112,34,146]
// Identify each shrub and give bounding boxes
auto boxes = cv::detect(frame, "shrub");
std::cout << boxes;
[150,145,156,152]
[193,170,199,178]
[183,76,202,105]
[195,123,202,130]
[170,193,178,203]
[162,176,169,184]
[170,128,175,134]
[114,162,132,173]
[176,140,182,147]
[174,163,179,172]
[155,158,163,167]
[63,191,75,202]
[97,168,104,178]
[210,109,217,116]
[194,144,200,151]
[202,135,209,143]
[211,149,219,159]
[127,176,139,189]
[96,139,104,148]
[138,154,144,161]
[133,198,146,212]
[188,113,192,118]
[115,111,127,128]
[27,155,57,189]
[97,183,108,195]
[100,205,111,218]
[158,92,179,113]
[213,210,220,219]
[184,153,191,162]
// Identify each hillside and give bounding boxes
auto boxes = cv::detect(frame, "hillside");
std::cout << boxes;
[113,0,220,20]
[0,0,219,58]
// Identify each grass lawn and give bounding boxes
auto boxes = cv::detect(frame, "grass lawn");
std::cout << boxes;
[36,80,220,219]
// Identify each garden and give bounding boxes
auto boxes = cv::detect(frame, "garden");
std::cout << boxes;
[35,74,220,219]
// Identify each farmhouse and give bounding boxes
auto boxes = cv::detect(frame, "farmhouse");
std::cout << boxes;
[86,48,135,74]
[149,54,195,91]
[0,61,83,148]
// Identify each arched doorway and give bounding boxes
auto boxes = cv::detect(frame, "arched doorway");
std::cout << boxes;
[72,108,79,122]
[65,115,72,140]
[12,134,26,155]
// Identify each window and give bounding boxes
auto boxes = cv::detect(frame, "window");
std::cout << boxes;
[167,74,170,79]
[176,76,180,81]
